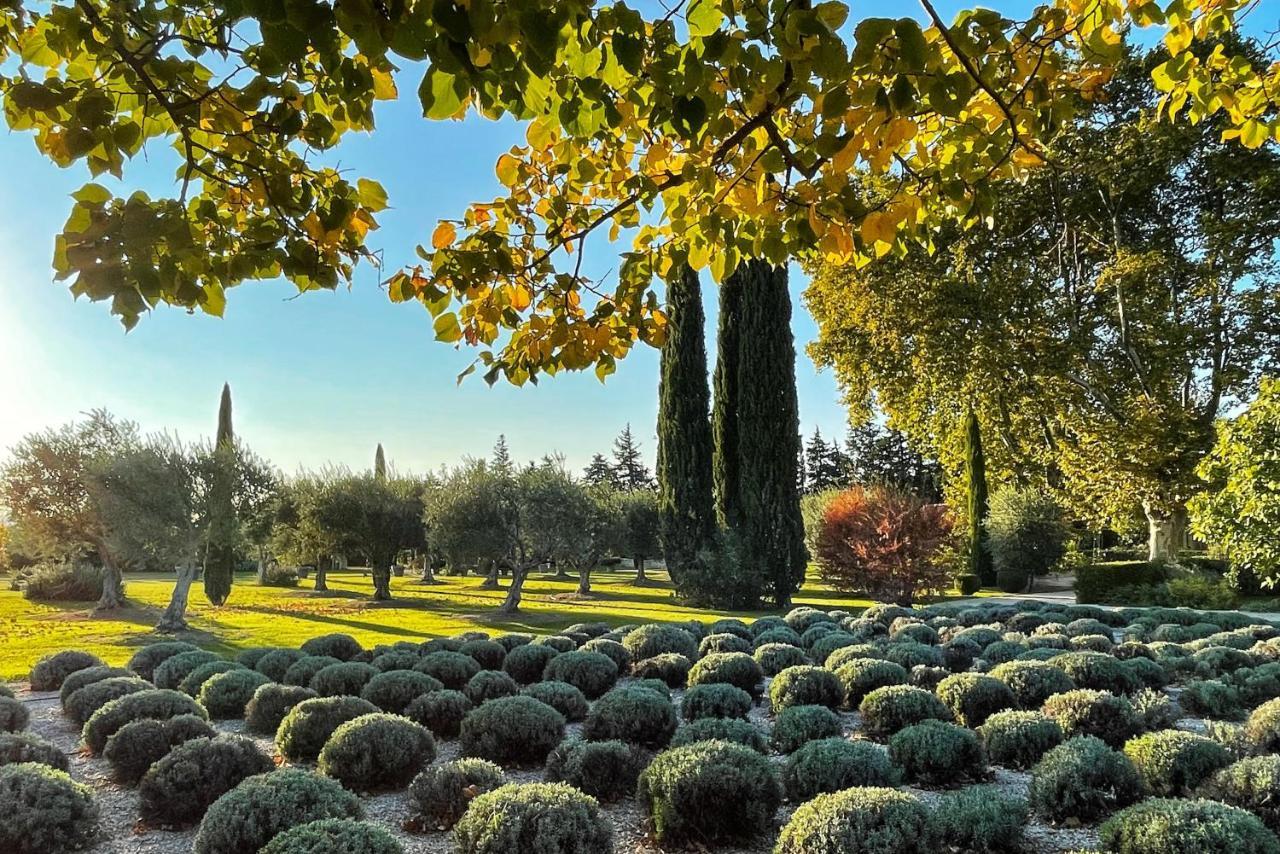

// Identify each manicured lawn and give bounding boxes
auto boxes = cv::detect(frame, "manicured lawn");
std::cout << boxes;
[0,567,890,679]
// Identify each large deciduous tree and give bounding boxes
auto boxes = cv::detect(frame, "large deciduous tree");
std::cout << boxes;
[312,473,425,601]
[807,45,1280,561]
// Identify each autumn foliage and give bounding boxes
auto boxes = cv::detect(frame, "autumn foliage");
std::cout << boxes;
[814,487,953,605]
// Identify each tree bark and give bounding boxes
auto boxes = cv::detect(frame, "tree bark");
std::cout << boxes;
[1144,501,1188,562]
[372,563,392,601]
[314,556,329,592]
[256,551,267,585]
[479,559,501,590]
[157,564,199,632]
[419,556,441,584]
[499,563,532,613]
[552,559,572,581]
[95,551,126,610]
[634,555,649,584]
[577,567,591,595]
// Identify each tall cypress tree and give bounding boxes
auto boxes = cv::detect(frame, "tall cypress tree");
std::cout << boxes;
[733,260,807,608]
[712,264,745,529]
[964,409,993,584]
[374,443,387,481]
[657,264,717,590]
[204,383,236,606]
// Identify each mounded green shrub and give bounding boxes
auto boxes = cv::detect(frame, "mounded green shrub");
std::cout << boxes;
[810,632,860,664]
[933,786,1028,853]
[403,689,472,739]
[29,649,104,691]
[153,650,222,690]
[682,683,752,720]
[700,632,753,656]
[977,710,1064,769]
[670,717,769,753]
[1195,645,1257,678]
[246,684,319,735]
[1028,736,1143,823]
[1050,651,1136,694]
[408,758,504,830]
[309,662,378,697]
[318,713,436,791]
[193,770,362,854]
[236,646,279,669]
[463,670,520,706]
[83,688,207,753]
[889,719,986,784]
[459,695,565,766]
[541,651,618,699]
[501,643,559,684]
[1180,679,1245,720]
[276,696,380,763]
[882,641,946,670]
[198,668,272,719]
[453,782,613,854]
[1124,729,1232,796]
[910,664,950,690]
[774,786,934,854]
[139,735,274,827]
[688,651,764,694]
[283,656,342,687]
[1246,697,1280,752]
[580,638,629,673]
[255,649,307,683]
[754,642,808,676]
[259,818,404,854]
[546,737,648,802]
[583,685,678,748]
[1123,656,1169,690]
[415,652,481,690]
[0,732,68,771]
[0,695,25,734]
[103,714,215,784]
[990,659,1076,708]
[458,639,506,671]
[637,739,782,846]
[65,675,152,725]
[769,665,842,712]
[624,624,698,661]
[522,681,589,722]
[179,660,247,696]
[533,635,578,653]
[300,633,363,661]
[834,658,908,708]
[771,704,842,753]
[936,673,1016,727]
[128,641,199,681]
[859,685,952,737]
[59,665,132,708]
[631,653,692,688]
[1200,755,1280,834]
[1099,797,1280,854]
[781,737,900,801]
[1043,689,1141,748]
[0,762,100,854]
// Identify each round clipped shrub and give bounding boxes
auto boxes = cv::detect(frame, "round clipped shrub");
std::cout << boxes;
[420,637,465,655]
[889,719,986,784]
[369,650,421,674]
[198,668,272,719]
[632,652,692,688]
[810,631,860,664]
[883,641,946,670]
[193,769,362,854]
[775,786,933,854]
[977,710,1064,769]
[1246,697,1280,752]
[29,649,104,691]
[403,689,472,739]
[781,737,899,800]
[128,641,199,681]
[0,695,28,733]
[1195,645,1257,678]
[546,737,648,802]
[542,651,618,699]
[0,732,67,771]
[103,714,215,784]
[834,658,908,708]
[65,675,152,725]
[523,681,589,722]
[671,717,769,753]
[681,683,752,720]
[408,758,504,830]
[178,660,247,696]
[0,762,99,853]
[755,625,804,648]
[255,649,307,683]
[932,786,1028,853]
[453,782,612,854]
[631,678,672,698]
[309,662,378,697]
[318,713,435,791]
[83,688,207,754]
[246,684,319,735]
[464,670,520,706]
[300,633,363,661]
[771,704,842,753]
[1028,735,1143,823]
[1124,729,1233,796]
[1123,656,1169,690]
[637,739,781,846]
[990,659,1076,708]
[689,650,762,692]
[1181,679,1244,720]
[1050,651,1136,694]
[583,685,677,748]
[359,670,441,715]
[755,642,808,676]
[859,685,952,737]
[625,624,698,661]
[1201,755,1280,833]
[700,632,753,656]
[276,696,380,763]
[459,639,506,671]
[770,665,842,712]
[415,651,481,690]
[936,673,1017,727]
[501,643,559,684]
[59,665,132,708]
[580,638,629,673]
[1099,797,1280,854]
[1043,689,1141,748]
[259,818,403,854]
[153,651,223,690]
[139,735,274,827]
[459,695,565,766]
[533,635,578,653]
[236,646,278,669]
[283,655,342,688]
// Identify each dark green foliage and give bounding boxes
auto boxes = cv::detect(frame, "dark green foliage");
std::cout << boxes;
[283,656,342,687]
[933,786,1027,853]
[0,732,68,771]
[769,665,842,712]
[1123,730,1232,796]
[580,638,630,673]
[318,713,436,791]
[0,762,100,854]
[179,661,248,696]
[624,624,698,661]
[989,659,1076,708]
[834,659,908,708]
[260,818,404,854]
[775,786,934,854]
[1043,689,1142,748]
[359,670,441,714]
[700,632,753,656]
[404,690,472,739]
[153,650,222,690]
[671,717,769,753]
[464,670,520,706]
[977,710,1064,769]
[408,758,504,830]
[637,739,782,845]
[236,647,277,669]
[754,642,808,675]
[83,688,207,754]
[420,638,466,655]
[859,685,953,736]
[192,770,362,854]
[1099,798,1280,854]
[542,651,618,699]
[59,665,132,708]
[888,719,986,784]
[936,673,1017,727]
[204,382,236,607]
[309,662,378,697]
[1072,633,1115,653]
[754,625,804,647]
[460,696,565,766]
[1200,755,1280,833]
[583,685,678,748]
[1132,688,1181,731]
[369,650,422,673]
[533,635,578,653]
[688,651,763,695]
[910,664,950,690]
[781,737,899,801]
[982,639,1028,664]
[255,649,307,683]
[965,411,993,585]
[128,641,199,681]
[300,633,364,662]
[958,573,981,595]
[1028,736,1143,822]
[546,738,648,802]
[415,652,482,690]
[1075,562,1169,604]
[810,631,859,664]
[771,704,842,753]
[453,782,613,854]
[632,653,692,687]
[103,714,215,783]
[682,683,752,720]
[631,678,673,698]
[1180,679,1245,720]
[276,696,380,763]
[65,675,153,725]
[29,649,104,691]
[139,735,274,827]
[522,681,589,722]
[1246,697,1280,752]
[882,640,946,669]
[198,668,272,718]
[459,639,506,671]
[1050,651,1136,694]
[501,643,559,685]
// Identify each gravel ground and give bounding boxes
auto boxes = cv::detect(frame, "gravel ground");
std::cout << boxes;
[9,673,1122,854]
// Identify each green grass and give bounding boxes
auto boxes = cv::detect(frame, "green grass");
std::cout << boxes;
[0,567,894,680]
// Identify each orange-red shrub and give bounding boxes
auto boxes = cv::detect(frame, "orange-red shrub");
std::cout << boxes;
[814,487,953,605]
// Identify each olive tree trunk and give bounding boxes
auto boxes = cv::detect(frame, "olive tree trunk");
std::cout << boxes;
[95,548,126,611]
[371,563,392,601]
[157,564,200,632]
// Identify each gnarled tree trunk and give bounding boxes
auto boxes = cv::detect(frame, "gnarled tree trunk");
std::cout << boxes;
[480,559,501,590]
[95,549,126,611]
[577,566,591,595]
[499,561,536,613]
[314,556,329,592]
[157,564,200,632]
[633,555,648,585]
[371,563,392,601]
[419,555,440,585]
[1144,501,1188,562]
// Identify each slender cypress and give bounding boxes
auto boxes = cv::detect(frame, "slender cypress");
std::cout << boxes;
[374,443,387,481]
[712,264,745,529]
[964,409,993,584]
[657,265,717,590]
[204,383,236,606]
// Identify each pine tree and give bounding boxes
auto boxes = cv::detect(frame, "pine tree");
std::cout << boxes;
[965,409,993,584]
[611,424,653,490]
[656,264,717,591]
[491,435,514,476]
[583,453,617,488]
[805,427,845,492]
[374,443,387,481]
[204,383,236,606]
